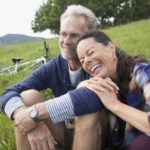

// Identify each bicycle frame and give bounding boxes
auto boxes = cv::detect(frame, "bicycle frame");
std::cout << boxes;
[0,41,49,75]
[19,56,46,71]
[0,57,46,75]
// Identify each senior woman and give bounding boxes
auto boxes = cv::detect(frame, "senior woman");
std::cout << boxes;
[14,31,150,150]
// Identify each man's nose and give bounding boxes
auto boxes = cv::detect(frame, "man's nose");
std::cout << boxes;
[64,36,72,44]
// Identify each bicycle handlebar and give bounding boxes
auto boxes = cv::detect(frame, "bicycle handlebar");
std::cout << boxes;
[43,41,49,59]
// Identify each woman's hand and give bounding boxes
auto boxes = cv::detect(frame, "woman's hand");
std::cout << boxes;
[78,77,119,110]
[78,77,119,92]
[14,106,37,135]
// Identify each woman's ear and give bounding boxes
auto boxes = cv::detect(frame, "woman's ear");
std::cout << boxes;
[108,42,116,53]
[108,42,117,62]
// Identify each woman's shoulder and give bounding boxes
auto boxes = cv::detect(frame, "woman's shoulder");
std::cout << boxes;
[133,62,150,75]
[132,62,150,88]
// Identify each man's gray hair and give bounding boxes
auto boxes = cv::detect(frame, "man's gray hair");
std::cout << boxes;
[60,5,97,31]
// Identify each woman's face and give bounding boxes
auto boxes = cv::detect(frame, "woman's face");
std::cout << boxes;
[77,37,117,79]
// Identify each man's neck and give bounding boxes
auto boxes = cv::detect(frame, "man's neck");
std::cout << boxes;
[68,60,81,71]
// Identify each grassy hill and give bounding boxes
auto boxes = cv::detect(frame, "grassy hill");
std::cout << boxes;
[0,34,45,45]
[0,19,150,149]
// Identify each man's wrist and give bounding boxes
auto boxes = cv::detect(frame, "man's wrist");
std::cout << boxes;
[29,105,39,122]
[35,103,49,120]
[12,106,26,120]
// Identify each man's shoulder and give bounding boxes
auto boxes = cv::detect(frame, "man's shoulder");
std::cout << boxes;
[43,54,68,73]
[53,54,66,61]
[48,54,67,65]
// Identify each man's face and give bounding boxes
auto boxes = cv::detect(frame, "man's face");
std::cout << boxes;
[59,16,88,60]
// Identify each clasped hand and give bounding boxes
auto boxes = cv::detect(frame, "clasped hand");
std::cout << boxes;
[77,77,119,109]
[14,106,37,135]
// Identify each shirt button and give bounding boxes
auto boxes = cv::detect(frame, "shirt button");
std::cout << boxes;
[114,128,118,131]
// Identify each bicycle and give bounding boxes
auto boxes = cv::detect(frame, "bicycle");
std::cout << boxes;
[0,41,50,75]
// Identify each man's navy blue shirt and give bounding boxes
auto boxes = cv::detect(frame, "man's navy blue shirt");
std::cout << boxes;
[0,55,91,112]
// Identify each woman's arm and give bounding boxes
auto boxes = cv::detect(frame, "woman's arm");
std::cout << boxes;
[82,68,150,135]
[108,99,150,135]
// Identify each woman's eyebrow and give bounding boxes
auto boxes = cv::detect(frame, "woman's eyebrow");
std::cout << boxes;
[86,47,95,53]
[79,47,95,60]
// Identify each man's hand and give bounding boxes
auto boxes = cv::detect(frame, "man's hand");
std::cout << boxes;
[27,122,57,150]
[14,106,37,135]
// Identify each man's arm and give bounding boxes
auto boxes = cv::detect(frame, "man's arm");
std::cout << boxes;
[69,88,103,115]
[4,97,25,119]
[39,88,103,124]
[14,87,103,133]
[0,60,56,115]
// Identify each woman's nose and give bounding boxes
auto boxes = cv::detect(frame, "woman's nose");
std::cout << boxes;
[84,58,92,66]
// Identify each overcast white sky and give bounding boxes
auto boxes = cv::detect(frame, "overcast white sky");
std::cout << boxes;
[0,0,54,38]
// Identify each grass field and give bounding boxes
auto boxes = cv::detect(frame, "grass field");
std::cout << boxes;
[0,19,150,149]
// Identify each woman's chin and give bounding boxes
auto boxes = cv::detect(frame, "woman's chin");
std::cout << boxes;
[95,73,104,78]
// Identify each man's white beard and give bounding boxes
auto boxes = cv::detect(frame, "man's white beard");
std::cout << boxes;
[61,51,78,60]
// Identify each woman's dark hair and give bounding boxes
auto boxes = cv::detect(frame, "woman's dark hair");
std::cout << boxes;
[115,48,146,102]
[77,30,112,46]
[77,30,147,103]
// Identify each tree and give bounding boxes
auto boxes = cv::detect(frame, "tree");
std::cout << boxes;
[32,0,150,34]
[32,0,103,34]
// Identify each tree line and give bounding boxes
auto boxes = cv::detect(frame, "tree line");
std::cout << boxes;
[31,0,150,34]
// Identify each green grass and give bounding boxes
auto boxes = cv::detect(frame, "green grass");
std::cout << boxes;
[0,19,150,149]
[0,39,59,66]
[104,19,150,58]
[0,39,59,149]
[0,113,16,150]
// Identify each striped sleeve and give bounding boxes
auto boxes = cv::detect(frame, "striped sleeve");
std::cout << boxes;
[45,88,104,124]
[4,97,25,119]
[45,93,74,124]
